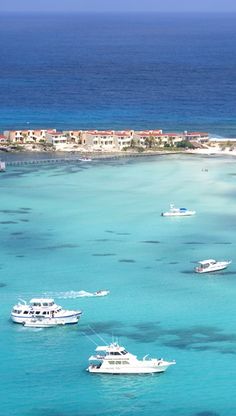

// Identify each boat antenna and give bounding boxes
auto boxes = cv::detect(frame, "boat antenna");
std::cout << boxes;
[80,331,99,347]
[87,325,108,344]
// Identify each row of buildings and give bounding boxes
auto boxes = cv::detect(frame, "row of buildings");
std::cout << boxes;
[1,129,209,150]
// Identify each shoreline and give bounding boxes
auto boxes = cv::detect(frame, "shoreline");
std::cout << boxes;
[2,145,236,163]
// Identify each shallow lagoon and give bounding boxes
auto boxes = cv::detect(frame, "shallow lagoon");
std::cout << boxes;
[1,154,236,416]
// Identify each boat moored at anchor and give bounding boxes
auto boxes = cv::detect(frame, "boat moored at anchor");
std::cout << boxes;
[87,342,175,374]
[195,259,231,274]
[161,204,196,217]
[11,298,82,325]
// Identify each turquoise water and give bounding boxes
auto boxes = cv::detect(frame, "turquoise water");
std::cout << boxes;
[1,154,236,415]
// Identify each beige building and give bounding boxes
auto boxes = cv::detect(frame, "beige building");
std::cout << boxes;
[46,130,68,145]
[4,129,56,143]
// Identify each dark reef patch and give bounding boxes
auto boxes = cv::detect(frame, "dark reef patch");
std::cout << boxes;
[19,219,29,222]
[94,239,110,242]
[0,209,28,214]
[79,321,123,336]
[11,232,24,236]
[16,255,25,258]
[119,259,136,263]
[194,412,220,416]
[116,232,131,236]
[0,221,17,224]
[184,242,205,245]
[181,270,195,274]
[214,242,232,245]
[0,283,6,288]
[141,240,161,244]
[40,244,79,250]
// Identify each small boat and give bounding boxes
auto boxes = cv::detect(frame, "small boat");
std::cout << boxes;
[87,342,175,374]
[11,298,82,325]
[79,157,92,162]
[195,259,231,274]
[161,204,196,217]
[0,161,6,172]
[93,290,110,297]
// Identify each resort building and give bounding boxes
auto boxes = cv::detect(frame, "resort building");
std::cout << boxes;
[46,130,68,146]
[2,128,209,149]
[183,132,209,142]
[4,129,56,144]
[64,130,86,145]
[0,134,8,144]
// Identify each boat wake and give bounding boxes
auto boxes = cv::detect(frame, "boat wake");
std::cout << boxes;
[44,290,110,299]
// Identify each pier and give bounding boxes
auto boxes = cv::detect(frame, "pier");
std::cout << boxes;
[4,157,93,167]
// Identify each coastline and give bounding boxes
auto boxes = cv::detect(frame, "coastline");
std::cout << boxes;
[2,143,236,163]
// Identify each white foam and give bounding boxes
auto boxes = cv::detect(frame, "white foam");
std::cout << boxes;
[44,290,109,299]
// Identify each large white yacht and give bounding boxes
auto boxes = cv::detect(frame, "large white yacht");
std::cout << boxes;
[195,259,231,274]
[161,204,196,217]
[11,298,82,325]
[87,342,175,374]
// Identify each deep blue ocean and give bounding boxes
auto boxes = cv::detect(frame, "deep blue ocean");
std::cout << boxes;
[0,13,236,135]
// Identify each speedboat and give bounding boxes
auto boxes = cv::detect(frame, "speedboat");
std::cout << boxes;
[161,204,196,217]
[93,290,110,297]
[87,342,175,374]
[79,157,92,162]
[11,298,82,325]
[195,259,231,274]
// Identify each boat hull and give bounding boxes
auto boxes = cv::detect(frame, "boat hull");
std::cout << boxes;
[11,313,81,325]
[162,212,196,217]
[87,364,172,374]
[195,264,229,273]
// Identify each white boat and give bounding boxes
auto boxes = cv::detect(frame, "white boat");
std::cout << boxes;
[0,161,6,172]
[161,204,196,217]
[23,316,59,328]
[79,157,92,162]
[87,342,175,374]
[195,259,231,274]
[11,298,82,325]
[93,290,110,297]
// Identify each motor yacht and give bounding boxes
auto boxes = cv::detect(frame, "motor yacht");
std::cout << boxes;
[195,259,231,274]
[23,316,59,328]
[161,204,196,217]
[87,342,175,374]
[11,298,82,325]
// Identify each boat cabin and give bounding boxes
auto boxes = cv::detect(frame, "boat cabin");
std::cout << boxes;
[198,259,216,269]
[30,298,55,307]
